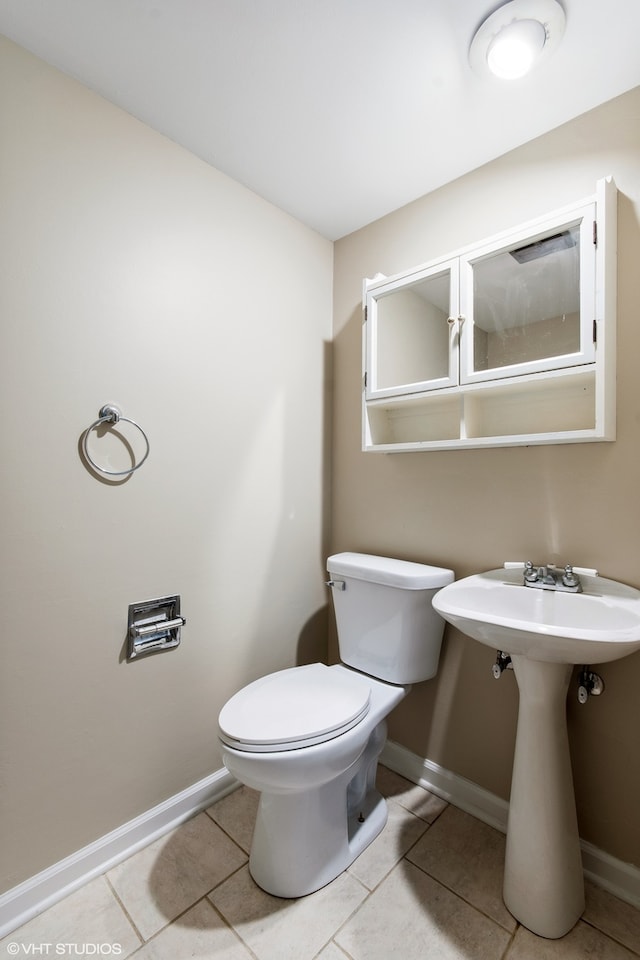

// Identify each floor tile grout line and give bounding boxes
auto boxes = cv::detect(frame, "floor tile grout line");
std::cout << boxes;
[204,807,253,859]
[202,894,263,960]
[423,799,450,827]
[383,792,443,827]
[397,818,434,864]
[337,855,516,959]
[207,858,252,897]
[499,925,519,960]
[580,915,640,958]
[401,852,518,937]
[346,821,432,898]
[318,938,356,960]
[204,851,383,958]
[102,842,249,950]
[102,873,145,948]
[383,793,450,828]
[319,872,392,957]
[314,872,376,956]
[121,892,260,960]
[204,806,253,858]
[347,860,405,898]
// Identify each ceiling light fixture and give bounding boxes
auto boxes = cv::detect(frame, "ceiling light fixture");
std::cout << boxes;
[469,0,566,80]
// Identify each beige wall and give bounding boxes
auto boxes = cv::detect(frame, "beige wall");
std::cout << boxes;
[333,87,640,867]
[0,37,333,893]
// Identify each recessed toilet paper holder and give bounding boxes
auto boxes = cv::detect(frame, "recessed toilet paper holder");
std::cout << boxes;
[127,595,185,660]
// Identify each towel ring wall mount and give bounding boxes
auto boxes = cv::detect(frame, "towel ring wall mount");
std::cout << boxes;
[82,404,150,477]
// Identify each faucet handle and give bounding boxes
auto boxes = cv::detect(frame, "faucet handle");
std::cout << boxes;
[562,564,579,588]
[524,561,538,583]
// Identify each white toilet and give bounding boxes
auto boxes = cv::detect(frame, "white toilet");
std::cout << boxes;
[218,552,454,898]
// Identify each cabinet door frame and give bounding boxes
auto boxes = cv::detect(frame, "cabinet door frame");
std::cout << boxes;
[458,200,597,386]
[364,257,459,400]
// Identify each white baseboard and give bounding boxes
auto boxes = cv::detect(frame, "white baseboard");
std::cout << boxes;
[381,740,510,832]
[381,739,640,910]
[0,767,237,940]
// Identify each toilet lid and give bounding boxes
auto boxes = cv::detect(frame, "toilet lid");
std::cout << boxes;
[218,664,371,753]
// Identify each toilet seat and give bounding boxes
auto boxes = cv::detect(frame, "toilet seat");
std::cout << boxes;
[218,663,371,753]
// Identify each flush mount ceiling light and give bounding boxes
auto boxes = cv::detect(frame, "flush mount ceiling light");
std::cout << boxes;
[469,0,566,80]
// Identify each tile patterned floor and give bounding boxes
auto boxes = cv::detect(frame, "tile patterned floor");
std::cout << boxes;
[2,766,640,959]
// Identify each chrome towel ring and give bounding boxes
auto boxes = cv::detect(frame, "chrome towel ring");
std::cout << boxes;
[82,404,150,477]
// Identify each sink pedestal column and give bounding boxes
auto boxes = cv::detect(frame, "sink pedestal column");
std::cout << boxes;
[504,656,584,939]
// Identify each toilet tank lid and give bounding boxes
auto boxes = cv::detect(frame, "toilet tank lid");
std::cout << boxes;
[327,553,454,589]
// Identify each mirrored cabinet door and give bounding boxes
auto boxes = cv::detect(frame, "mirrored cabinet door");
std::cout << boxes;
[459,202,596,385]
[365,260,459,399]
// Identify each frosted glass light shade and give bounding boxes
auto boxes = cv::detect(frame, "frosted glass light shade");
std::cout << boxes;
[487,19,547,78]
[469,0,566,80]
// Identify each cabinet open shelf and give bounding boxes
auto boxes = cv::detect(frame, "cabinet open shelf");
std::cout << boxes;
[363,367,607,451]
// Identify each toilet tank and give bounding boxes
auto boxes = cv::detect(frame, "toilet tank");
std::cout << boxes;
[326,553,454,684]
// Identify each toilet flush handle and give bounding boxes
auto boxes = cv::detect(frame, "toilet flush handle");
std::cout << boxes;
[325,579,346,591]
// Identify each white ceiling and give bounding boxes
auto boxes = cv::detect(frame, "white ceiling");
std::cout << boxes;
[1,0,639,240]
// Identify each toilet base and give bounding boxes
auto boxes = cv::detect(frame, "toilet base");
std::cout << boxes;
[249,721,388,898]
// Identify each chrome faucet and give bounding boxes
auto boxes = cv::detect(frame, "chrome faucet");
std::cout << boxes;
[523,561,582,593]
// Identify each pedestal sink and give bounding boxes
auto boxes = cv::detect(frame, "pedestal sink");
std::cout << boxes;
[433,566,640,939]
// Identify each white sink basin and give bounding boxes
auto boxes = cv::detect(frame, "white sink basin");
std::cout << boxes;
[433,567,640,664]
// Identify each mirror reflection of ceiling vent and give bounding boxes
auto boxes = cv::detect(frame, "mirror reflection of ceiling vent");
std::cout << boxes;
[510,230,576,264]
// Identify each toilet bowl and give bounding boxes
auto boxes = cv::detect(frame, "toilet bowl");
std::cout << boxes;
[218,552,453,898]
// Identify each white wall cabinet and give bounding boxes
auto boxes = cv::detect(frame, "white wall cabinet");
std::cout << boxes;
[363,177,616,451]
